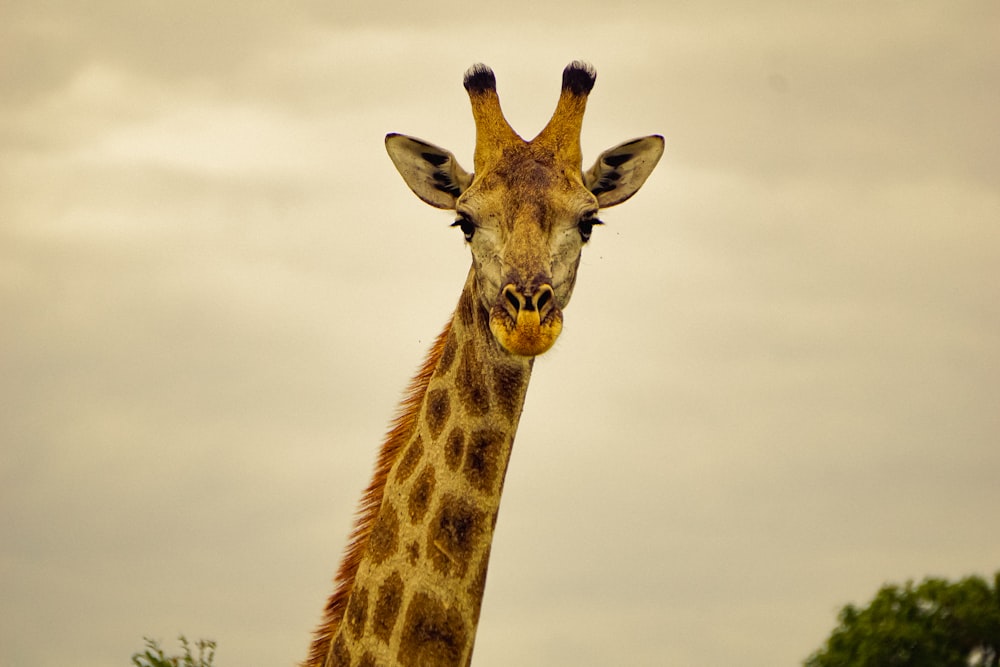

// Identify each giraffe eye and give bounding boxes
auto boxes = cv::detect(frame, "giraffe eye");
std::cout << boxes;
[577,215,603,242]
[451,214,476,242]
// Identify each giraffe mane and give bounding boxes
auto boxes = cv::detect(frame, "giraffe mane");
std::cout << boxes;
[303,317,453,667]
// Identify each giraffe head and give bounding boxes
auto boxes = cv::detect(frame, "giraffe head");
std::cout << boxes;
[386,62,663,357]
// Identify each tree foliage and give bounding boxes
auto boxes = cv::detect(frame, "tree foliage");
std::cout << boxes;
[131,636,216,667]
[805,572,1000,667]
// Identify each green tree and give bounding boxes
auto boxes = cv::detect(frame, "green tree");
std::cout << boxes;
[805,572,1000,667]
[131,636,216,667]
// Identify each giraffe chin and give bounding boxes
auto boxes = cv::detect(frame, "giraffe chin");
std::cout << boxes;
[489,308,563,357]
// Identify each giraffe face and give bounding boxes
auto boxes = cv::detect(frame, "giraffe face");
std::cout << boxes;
[385,63,664,357]
[454,144,596,356]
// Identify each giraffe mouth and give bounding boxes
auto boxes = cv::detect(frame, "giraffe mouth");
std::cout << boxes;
[488,283,563,357]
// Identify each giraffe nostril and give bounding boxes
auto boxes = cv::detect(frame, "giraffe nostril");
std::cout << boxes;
[504,288,520,312]
[536,287,552,312]
[502,284,555,317]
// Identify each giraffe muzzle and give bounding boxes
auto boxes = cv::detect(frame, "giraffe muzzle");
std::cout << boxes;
[489,283,563,357]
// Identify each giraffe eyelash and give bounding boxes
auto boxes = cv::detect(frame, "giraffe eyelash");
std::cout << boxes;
[577,216,604,242]
[451,215,477,241]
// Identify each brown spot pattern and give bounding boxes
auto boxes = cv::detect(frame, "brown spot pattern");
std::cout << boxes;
[358,653,377,667]
[345,585,369,640]
[425,388,451,440]
[438,333,457,376]
[397,591,469,667]
[408,465,436,525]
[457,342,490,417]
[395,435,424,484]
[372,570,404,643]
[331,634,351,667]
[428,494,484,578]
[407,540,420,565]
[367,505,399,566]
[457,289,476,329]
[492,362,526,418]
[467,550,492,622]
[444,427,465,471]
[463,429,506,494]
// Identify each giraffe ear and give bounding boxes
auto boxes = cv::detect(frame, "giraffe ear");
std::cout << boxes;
[385,133,473,210]
[584,135,664,208]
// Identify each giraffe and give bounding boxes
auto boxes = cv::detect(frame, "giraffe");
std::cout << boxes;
[304,61,663,667]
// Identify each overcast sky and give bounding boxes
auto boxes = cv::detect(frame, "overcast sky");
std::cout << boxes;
[2,2,998,666]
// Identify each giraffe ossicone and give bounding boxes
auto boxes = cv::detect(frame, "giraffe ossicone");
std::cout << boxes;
[305,62,663,667]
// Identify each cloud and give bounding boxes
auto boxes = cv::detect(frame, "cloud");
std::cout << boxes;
[2,3,999,667]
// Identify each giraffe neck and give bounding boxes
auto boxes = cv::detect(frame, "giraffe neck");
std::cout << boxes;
[307,268,535,667]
